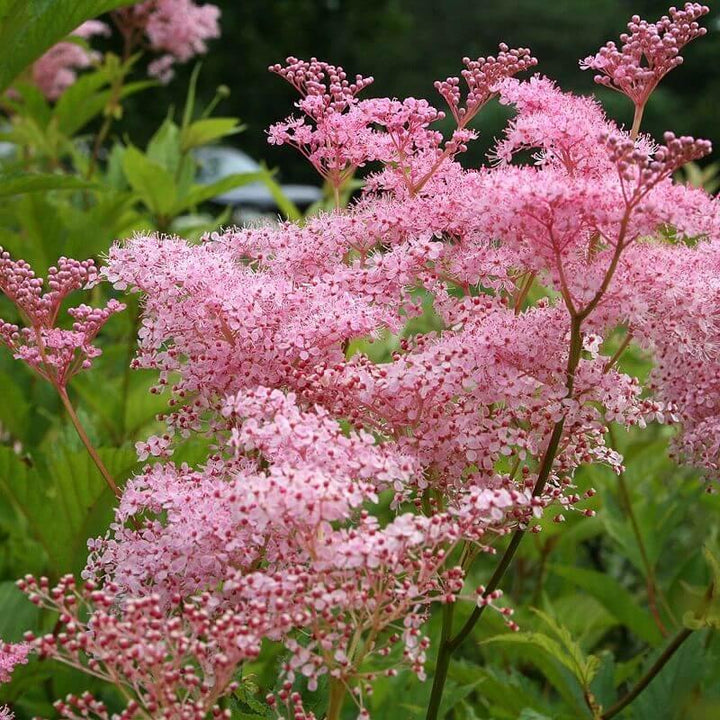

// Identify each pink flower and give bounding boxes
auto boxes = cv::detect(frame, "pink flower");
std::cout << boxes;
[0,642,29,683]
[0,250,124,388]
[113,0,221,83]
[31,21,110,100]
[580,3,709,110]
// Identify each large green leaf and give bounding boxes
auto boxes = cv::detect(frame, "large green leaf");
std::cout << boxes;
[631,632,707,720]
[0,172,97,198]
[0,0,137,94]
[0,445,137,575]
[551,565,663,646]
[0,581,40,642]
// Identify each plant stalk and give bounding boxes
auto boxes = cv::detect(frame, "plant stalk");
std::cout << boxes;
[58,386,120,497]
[327,678,347,720]
[425,317,583,720]
[601,628,692,719]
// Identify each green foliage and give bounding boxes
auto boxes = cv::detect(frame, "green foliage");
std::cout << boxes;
[0,0,136,94]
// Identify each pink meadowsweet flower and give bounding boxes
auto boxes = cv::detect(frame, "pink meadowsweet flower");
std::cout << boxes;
[79,26,720,711]
[0,249,124,388]
[0,707,13,720]
[492,75,615,173]
[113,0,221,83]
[435,45,537,127]
[0,641,29,683]
[581,3,709,119]
[31,21,110,100]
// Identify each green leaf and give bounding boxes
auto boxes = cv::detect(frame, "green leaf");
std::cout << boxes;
[484,610,599,692]
[0,0,137,94]
[0,172,97,197]
[0,581,40,642]
[180,117,243,152]
[172,171,265,214]
[551,564,663,646]
[122,145,177,217]
[147,118,182,173]
[55,78,155,135]
[0,445,137,575]
[631,632,707,720]
[258,165,302,222]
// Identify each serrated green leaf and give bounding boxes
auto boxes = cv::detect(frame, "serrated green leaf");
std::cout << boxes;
[551,565,663,646]
[0,0,137,94]
[0,445,137,575]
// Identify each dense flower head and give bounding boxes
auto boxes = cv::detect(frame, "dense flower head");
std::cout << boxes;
[581,3,709,108]
[19,574,255,719]
[0,249,124,386]
[31,20,110,100]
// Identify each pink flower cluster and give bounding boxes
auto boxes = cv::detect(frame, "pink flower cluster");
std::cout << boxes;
[268,50,537,196]
[113,0,221,82]
[20,575,255,719]
[7,5,718,717]
[31,20,110,100]
[0,249,124,388]
[0,641,29,683]
[581,3,709,111]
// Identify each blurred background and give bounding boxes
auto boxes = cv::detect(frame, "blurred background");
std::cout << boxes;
[122,0,720,184]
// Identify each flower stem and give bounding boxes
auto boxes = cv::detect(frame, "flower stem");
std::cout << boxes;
[630,103,645,141]
[327,678,347,720]
[57,386,121,498]
[425,317,583,720]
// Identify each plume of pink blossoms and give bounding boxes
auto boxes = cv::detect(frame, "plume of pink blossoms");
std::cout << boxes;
[581,3,709,134]
[31,20,110,100]
[268,49,537,198]
[113,0,221,82]
[0,249,124,389]
[10,5,720,716]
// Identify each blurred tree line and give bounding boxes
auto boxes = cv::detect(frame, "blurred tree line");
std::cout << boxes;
[122,0,720,183]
